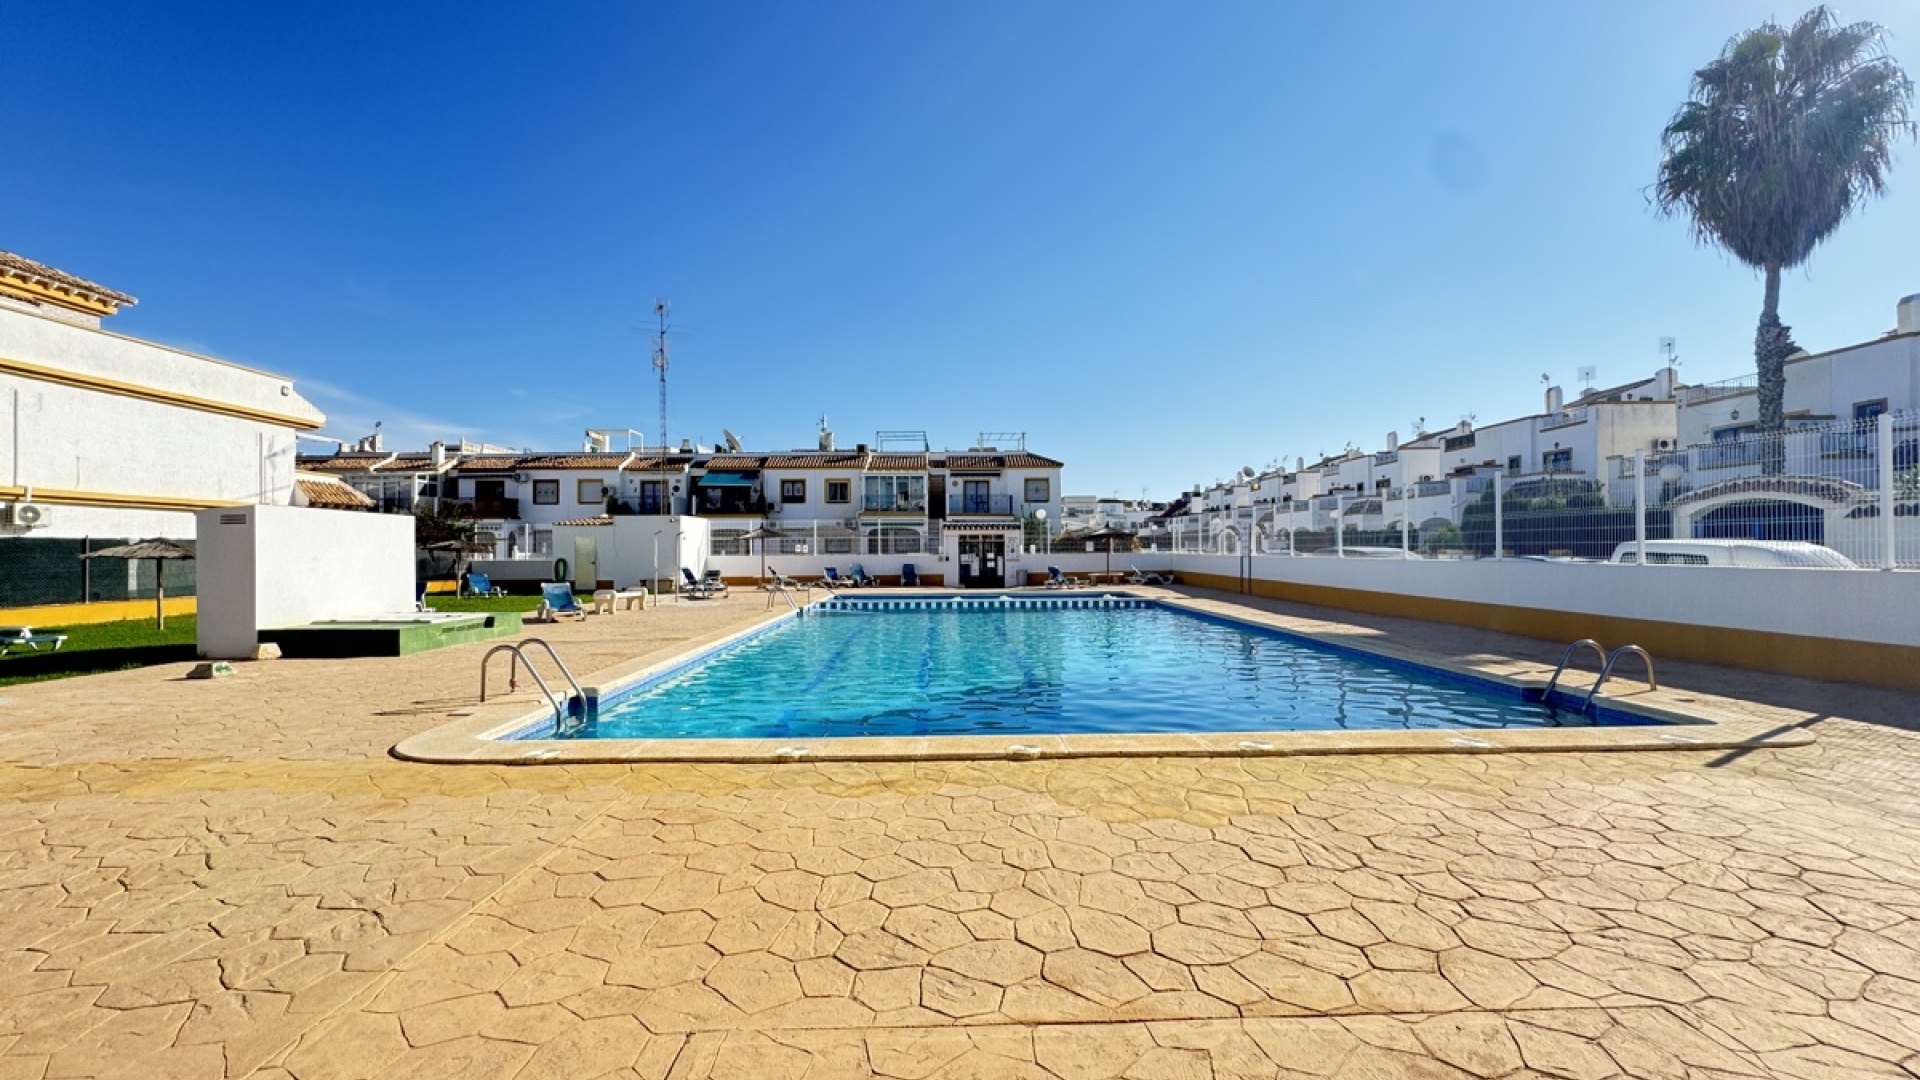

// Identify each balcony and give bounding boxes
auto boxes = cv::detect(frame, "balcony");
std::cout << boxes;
[948,493,1015,516]
[460,497,521,521]
[694,496,769,517]
[861,495,928,513]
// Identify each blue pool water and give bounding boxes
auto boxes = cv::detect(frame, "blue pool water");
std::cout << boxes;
[524,598,1655,741]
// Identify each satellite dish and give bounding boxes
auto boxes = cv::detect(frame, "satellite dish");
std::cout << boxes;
[1577,365,1597,385]
[722,428,743,452]
[1239,466,1255,479]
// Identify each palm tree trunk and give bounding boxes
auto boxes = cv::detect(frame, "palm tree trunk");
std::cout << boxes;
[1755,262,1792,475]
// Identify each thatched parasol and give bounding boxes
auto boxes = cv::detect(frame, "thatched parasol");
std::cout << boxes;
[1076,527,1137,580]
[738,525,787,584]
[81,539,196,628]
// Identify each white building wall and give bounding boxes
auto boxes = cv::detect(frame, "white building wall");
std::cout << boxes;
[1,306,321,540]
[195,505,413,658]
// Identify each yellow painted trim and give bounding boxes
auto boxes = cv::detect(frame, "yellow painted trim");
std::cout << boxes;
[0,274,120,317]
[1177,570,1920,694]
[0,596,195,628]
[0,484,247,512]
[0,355,321,430]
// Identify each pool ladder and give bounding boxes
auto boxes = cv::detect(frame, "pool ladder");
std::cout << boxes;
[481,638,588,735]
[1542,639,1657,712]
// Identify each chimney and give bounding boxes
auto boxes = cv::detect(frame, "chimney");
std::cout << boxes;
[430,440,446,468]
[1545,385,1563,414]
[819,426,835,452]
[1385,431,1399,453]
[1899,293,1920,335]
[855,443,869,453]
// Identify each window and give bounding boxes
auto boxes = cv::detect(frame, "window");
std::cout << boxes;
[1542,448,1572,472]
[1506,455,1522,472]
[825,479,851,504]
[532,480,559,505]
[863,475,925,512]
[780,479,806,503]
[636,480,664,514]
[710,529,750,556]
[1855,399,1889,422]
[578,479,605,504]
[1024,477,1049,503]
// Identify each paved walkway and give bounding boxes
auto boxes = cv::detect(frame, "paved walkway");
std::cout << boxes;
[1,590,1917,1079]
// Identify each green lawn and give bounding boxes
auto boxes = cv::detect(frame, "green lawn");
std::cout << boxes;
[0,615,198,687]
[425,594,581,614]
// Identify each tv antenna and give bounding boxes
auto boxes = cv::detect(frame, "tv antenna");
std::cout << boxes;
[1658,337,1677,369]
[1577,364,1597,391]
[651,299,671,455]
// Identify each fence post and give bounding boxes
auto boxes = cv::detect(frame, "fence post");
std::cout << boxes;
[1399,490,1410,555]
[1634,449,1647,566]
[1335,496,1347,557]
[1491,472,1503,560]
[1880,412,1897,570]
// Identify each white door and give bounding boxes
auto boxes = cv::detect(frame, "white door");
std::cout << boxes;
[572,535,598,590]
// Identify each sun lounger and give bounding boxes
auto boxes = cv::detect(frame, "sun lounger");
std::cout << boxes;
[1044,566,1085,588]
[701,570,730,597]
[822,567,852,590]
[901,563,920,587]
[1126,566,1174,586]
[679,567,718,599]
[464,572,506,598]
[849,564,877,587]
[534,582,587,621]
[0,627,68,657]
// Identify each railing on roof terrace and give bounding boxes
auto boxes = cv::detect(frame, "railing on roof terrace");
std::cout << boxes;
[1675,374,1757,406]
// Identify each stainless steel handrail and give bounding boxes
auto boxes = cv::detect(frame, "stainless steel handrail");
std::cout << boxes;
[1542,639,1607,701]
[480,638,589,734]
[1582,645,1657,712]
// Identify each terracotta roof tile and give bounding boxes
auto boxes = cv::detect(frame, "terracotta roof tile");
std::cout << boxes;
[294,476,375,510]
[513,453,636,470]
[763,453,867,469]
[867,453,927,470]
[704,454,770,469]
[553,515,613,526]
[455,455,522,471]
[936,452,1061,470]
[0,250,137,307]
[295,454,390,474]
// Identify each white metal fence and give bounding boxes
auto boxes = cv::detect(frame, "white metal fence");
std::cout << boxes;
[1162,411,1920,570]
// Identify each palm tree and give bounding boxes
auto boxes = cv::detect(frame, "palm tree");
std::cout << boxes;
[1655,6,1912,456]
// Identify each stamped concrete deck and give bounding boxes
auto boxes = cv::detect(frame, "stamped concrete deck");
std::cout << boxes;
[1,589,1917,1079]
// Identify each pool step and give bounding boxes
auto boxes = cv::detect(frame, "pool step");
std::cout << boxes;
[807,594,1151,614]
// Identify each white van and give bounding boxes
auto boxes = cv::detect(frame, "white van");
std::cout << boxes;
[1608,539,1857,568]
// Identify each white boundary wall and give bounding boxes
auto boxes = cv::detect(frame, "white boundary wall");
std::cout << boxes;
[196,505,413,658]
[1162,553,1920,649]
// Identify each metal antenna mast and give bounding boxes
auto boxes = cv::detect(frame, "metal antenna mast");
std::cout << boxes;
[651,299,671,453]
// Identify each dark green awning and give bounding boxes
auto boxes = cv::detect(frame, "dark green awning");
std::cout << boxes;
[698,471,758,487]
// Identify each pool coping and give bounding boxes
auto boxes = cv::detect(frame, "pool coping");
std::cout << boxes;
[390,590,1815,765]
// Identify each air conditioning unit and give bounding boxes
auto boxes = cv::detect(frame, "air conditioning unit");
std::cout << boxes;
[4,502,48,528]
[1653,437,1677,452]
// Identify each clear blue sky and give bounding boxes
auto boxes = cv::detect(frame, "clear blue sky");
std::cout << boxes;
[9,1,1919,498]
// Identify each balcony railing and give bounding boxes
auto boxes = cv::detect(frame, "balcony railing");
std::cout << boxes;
[862,495,928,513]
[948,493,1015,516]
[460,497,521,520]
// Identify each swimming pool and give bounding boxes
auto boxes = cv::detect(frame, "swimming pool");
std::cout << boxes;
[507,595,1659,741]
